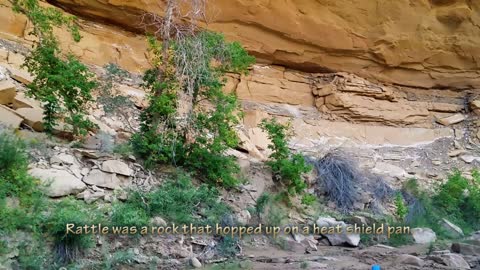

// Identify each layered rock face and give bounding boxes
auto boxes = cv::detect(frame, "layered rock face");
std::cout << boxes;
[232,65,468,128]
[1,0,480,89]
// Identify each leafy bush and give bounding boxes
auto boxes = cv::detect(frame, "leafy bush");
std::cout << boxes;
[404,172,480,238]
[311,150,360,213]
[113,142,134,159]
[259,119,312,196]
[42,198,101,264]
[301,193,317,206]
[432,170,480,231]
[24,40,97,136]
[12,0,96,137]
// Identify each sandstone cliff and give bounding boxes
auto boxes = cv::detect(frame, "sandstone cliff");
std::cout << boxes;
[2,0,480,89]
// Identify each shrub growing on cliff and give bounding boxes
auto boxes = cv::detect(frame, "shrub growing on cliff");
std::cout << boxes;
[148,173,231,225]
[12,0,96,136]
[24,40,97,136]
[132,32,254,188]
[259,119,312,197]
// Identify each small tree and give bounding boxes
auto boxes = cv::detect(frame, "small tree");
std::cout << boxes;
[260,119,312,196]
[11,0,96,136]
[133,0,255,187]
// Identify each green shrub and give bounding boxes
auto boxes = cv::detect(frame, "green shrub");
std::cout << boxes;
[12,0,96,137]
[216,235,239,257]
[147,173,231,225]
[42,198,101,264]
[113,142,134,159]
[404,172,480,238]
[394,192,408,221]
[117,173,231,226]
[253,192,271,221]
[301,193,317,206]
[0,130,45,233]
[133,32,254,188]
[110,202,149,228]
[24,40,97,136]
[432,170,480,231]
[16,241,48,270]
[259,119,312,196]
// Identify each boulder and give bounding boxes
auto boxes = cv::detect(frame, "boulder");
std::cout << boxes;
[247,127,270,151]
[0,80,16,105]
[28,168,86,197]
[12,92,41,109]
[76,189,105,204]
[316,217,360,247]
[428,253,471,269]
[471,99,480,115]
[372,162,407,179]
[451,242,480,256]
[236,130,266,160]
[190,257,202,268]
[437,113,466,126]
[101,160,132,176]
[304,262,328,269]
[7,53,25,68]
[236,209,252,225]
[50,153,77,165]
[83,169,123,189]
[15,107,44,131]
[151,216,167,227]
[469,231,480,241]
[459,155,480,164]
[0,104,23,128]
[116,84,147,108]
[442,219,464,238]
[411,228,437,244]
[0,65,8,81]
[7,66,34,85]
[0,48,8,62]
[448,149,467,157]
[396,254,425,267]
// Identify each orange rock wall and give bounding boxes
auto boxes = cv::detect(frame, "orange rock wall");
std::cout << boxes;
[1,0,480,89]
